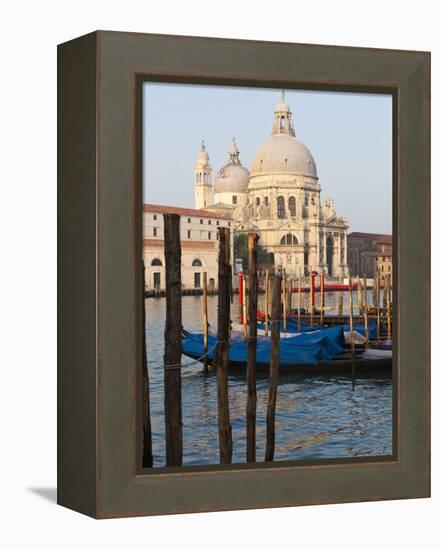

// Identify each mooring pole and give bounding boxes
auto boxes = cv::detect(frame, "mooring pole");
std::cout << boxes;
[202,271,209,373]
[243,275,248,337]
[320,271,324,326]
[264,269,269,336]
[238,271,244,324]
[282,269,287,332]
[373,272,378,308]
[357,276,363,316]
[376,268,381,342]
[297,272,301,333]
[386,273,392,341]
[363,273,369,348]
[338,292,343,317]
[142,261,153,468]
[246,233,259,462]
[265,271,281,462]
[349,276,355,380]
[163,214,183,467]
[215,227,233,464]
[309,271,314,327]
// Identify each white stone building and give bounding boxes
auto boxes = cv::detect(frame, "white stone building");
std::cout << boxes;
[143,204,232,290]
[194,92,350,279]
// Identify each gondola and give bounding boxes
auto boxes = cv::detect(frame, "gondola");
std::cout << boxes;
[181,328,392,376]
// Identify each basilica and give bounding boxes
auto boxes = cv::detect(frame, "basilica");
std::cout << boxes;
[194,92,349,278]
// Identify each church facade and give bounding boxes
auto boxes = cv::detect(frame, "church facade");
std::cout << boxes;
[194,93,349,279]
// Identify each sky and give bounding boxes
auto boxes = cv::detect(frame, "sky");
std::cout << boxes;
[143,83,392,234]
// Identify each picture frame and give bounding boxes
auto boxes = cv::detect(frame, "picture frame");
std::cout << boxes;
[58,30,430,518]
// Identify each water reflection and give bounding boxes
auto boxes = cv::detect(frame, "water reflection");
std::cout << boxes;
[146,294,392,467]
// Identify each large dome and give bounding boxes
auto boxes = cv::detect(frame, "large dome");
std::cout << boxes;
[215,162,250,193]
[215,138,250,194]
[250,92,318,178]
[250,134,317,177]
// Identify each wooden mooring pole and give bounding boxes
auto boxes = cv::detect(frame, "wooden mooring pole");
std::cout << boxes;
[215,227,233,464]
[265,272,281,462]
[297,272,301,333]
[142,261,153,468]
[243,275,248,337]
[357,276,363,315]
[363,273,369,348]
[202,271,209,374]
[282,269,287,332]
[386,273,392,341]
[163,214,183,467]
[376,268,381,342]
[349,276,355,379]
[246,232,259,462]
[238,271,244,324]
[309,272,314,326]
[338,292,343,316]
[320,271,324,326]
[264,269,269,336]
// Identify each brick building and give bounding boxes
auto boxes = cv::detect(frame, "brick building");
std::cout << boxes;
[347,232,392,278]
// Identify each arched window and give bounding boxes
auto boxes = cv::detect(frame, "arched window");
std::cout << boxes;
[280,234,298,245]
[192,259,203,267]
[264,196,269,206]
[277,196,285,218]
[288,196,296,217]
[151,258,163,266]
[305,194,309,206]
[256,197,260,207]
[311,195,315,205]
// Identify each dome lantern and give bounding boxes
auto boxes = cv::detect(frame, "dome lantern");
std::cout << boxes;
[229,137,240,163]
[272,90,295,137]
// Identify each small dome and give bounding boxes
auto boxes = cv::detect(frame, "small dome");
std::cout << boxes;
[250,134,317,177]
[215,138,250,194]
[215,162,250,193]
[194,142,210,169]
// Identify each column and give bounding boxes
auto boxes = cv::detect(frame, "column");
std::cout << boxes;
[343,232,349,276]
[336,232,342,277]
[332,232,339,280]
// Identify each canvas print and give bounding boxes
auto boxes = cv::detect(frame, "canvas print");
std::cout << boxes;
[141,84,393,468]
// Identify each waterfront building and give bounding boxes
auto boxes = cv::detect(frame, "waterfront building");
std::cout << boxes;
[347,232,392,278]
[194,92,349,279]
[376,247,393,285]
[143,204,232,291]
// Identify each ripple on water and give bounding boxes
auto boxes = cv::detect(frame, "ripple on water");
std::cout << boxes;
[146,295,393,467]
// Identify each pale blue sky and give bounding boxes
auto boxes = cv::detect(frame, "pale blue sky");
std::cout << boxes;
[143,83,392,234]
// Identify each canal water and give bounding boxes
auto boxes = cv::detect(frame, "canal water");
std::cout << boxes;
[146,292,393,467]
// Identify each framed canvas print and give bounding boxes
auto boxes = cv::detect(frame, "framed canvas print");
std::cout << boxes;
[58,31,430,518]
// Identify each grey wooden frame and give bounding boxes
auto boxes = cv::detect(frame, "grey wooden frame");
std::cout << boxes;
[58,31,430,518]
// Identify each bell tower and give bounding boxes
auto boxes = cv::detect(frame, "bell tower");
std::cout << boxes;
[194,141,213,209]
